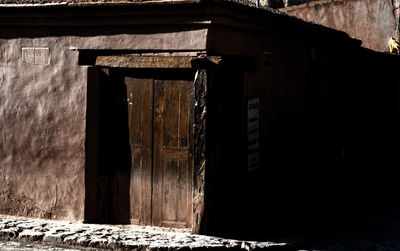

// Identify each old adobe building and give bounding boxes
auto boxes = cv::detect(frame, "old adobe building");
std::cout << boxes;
[0,0,399,237]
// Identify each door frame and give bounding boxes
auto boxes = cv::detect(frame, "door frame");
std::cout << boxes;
[123,69,195,228]
[85,55,221,234]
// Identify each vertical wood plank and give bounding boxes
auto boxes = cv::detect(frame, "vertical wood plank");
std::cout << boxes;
[152,79,194,229]
[126,77,153,225]
[152,79,164,227]
[179,83,190,148]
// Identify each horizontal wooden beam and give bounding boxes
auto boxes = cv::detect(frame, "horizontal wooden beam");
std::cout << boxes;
[95,55,224,69]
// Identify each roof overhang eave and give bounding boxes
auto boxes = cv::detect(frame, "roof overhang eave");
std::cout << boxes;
[0,0,203,9]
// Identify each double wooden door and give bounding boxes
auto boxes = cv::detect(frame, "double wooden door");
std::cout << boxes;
[125,72,194,229]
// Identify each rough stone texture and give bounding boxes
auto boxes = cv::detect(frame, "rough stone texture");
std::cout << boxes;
[19,230,44,242]
[192,69,208,234]
[0,229,19,238]
[0,215,288,250]
[0,241,89,251]
[283,0,398,52]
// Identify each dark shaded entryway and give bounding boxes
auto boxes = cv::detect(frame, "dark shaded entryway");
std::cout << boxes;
[85,67,195,229]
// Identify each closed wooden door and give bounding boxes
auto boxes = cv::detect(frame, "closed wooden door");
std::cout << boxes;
[125,74,193,229]
[126,77,153,225]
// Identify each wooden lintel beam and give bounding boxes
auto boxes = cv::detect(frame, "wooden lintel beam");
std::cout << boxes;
[95,55,224,69]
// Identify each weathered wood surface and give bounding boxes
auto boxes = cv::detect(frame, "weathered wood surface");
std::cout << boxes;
[124,74,194,229]
[95,55,223,69]
[152,79,193,229]
[126,77,153,225]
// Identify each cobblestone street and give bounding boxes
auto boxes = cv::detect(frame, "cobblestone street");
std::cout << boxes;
[0,240,89,251]
[3,206,400,250]
[0,215,288,250]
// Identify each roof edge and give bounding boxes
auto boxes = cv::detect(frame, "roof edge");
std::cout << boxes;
[0,0,203,8]
[0,0,361,46]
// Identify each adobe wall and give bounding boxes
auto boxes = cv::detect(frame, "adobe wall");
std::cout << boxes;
[0,22,207,221]
[283,0,398,52]
[207,23,357,234]
[207,3,400,235]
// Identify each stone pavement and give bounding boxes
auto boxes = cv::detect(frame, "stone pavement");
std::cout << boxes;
[4,207,400,251]
[0,215,289,250]
[0,240,89,251]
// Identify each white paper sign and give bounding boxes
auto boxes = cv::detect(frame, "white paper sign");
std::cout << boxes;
[247,98,260,171]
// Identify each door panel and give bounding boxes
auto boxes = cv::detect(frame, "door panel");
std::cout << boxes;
[153,80,193,228]
[125,74,193,229]
[126,77,153,225]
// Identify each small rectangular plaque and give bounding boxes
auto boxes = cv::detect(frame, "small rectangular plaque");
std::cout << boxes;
[22,47,49,65]
[22,48,35,64]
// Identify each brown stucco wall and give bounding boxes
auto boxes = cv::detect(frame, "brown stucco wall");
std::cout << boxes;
[0,13,208,222]
[0,37,87,220]
[1,0,397,235]
[206,1,400,235]
[283,0,398,52]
